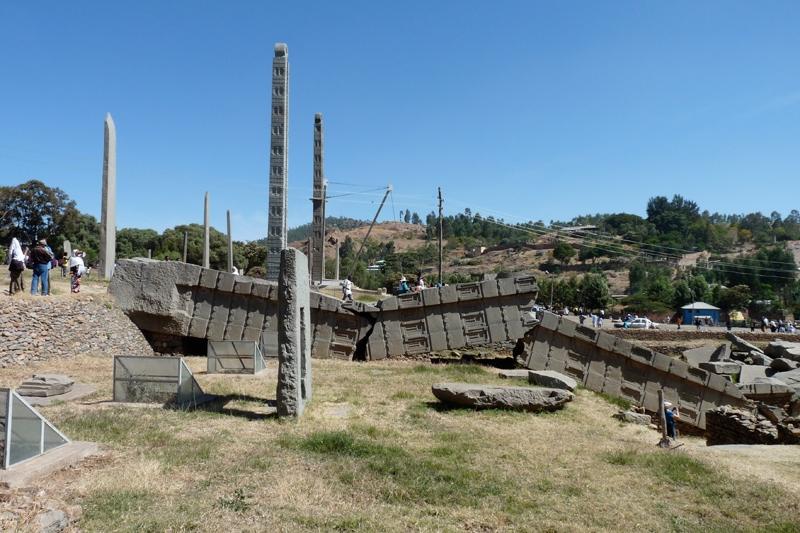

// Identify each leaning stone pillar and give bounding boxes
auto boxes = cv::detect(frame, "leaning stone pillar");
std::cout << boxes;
[310,113,326,283]
[276,247,312,417]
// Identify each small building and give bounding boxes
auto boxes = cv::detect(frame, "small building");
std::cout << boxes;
[681,302,721,326]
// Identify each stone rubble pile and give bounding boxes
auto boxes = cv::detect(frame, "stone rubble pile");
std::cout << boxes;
[0,486,81,533]
[683,334,800,404]
[706,403,800,446]
[0,296,153,368]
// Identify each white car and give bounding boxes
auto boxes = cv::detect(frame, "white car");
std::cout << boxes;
[627,318,657,329]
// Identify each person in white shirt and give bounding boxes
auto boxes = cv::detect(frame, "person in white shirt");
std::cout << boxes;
[68,251,86,293]
[341,275,353,302]
[7,237,26,294]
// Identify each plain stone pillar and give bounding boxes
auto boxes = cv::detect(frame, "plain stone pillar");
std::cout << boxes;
[99,113,117,279]
[226,209,233,273]
[147,249,152,259]
[202,192,210,269]
[266,43,289,281]
[182,231,188,263]
[310,113,326,283]
[276,247,312,417]
[63,240,72,258]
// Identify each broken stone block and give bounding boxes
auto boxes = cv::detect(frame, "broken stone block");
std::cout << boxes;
[497,369,531,379]
[431,383,573,412]
[613,410,652,425]
[528,370,578,392]
[770,358,799,372]
[726,332,763,355]
[772,368,800,394]
[698,361,742,376]
[17,374,75,397]
[764,340,800,361]
[739,365,768,384]
[683,345,723,367]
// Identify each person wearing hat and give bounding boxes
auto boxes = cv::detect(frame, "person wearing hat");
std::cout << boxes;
[29,239,53,296]
[664,401,678,439]
[398,276,410,295]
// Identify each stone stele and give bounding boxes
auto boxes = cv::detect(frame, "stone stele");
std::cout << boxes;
[276,247,312,417]
[99,113,117,279]
[432,383,573,412]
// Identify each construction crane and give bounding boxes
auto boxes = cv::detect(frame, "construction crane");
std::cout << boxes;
[348,184,393,280]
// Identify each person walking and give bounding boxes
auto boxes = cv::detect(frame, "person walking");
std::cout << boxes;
[29,239,53,296]
[341,275,353,302]
[7,237,26,295]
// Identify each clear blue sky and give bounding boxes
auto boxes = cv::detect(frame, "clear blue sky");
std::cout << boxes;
[1,1,799,241]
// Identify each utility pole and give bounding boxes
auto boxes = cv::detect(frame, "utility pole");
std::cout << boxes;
[438,187,443,285]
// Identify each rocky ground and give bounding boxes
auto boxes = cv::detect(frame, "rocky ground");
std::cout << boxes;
[1,277,152,368]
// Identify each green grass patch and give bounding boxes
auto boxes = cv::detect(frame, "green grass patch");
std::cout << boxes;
[593,391,632,411]
[82,489,156,528]
[281,429,517,507]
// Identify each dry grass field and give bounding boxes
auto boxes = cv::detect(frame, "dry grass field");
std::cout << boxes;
[2,356,799,532]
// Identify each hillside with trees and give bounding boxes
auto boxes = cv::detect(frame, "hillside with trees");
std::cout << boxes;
[2,181,798,319]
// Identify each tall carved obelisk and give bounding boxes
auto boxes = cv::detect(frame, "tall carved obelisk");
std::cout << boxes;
[203,192,210,269]
[266,42,289,281]
[99,113,117,279]
[310,113,326,283]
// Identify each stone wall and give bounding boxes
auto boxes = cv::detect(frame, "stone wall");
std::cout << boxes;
[523,312,750,430]
[0,296,153,368]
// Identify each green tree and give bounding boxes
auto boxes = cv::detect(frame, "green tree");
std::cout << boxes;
[715,285,751,312]
[552,240,576,265]
[578,273,611,310]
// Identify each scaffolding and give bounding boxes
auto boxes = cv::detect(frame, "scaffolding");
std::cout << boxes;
[1,388,69,469]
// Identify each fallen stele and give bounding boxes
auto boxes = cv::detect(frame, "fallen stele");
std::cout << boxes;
[431,383,573,412]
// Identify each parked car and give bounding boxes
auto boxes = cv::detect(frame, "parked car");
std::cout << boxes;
[628,318,657,329]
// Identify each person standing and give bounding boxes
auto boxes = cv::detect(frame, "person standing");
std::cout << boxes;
[29,239,53,296]
[7,237,26,295]
[68,250,86,293]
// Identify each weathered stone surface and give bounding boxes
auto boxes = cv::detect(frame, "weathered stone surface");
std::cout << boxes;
[726,332,763,355]
[698,361,742,376]
[709,343,731,362]
[431,382,573,412]
[36,509,69,533]
[110,259,538,361]
[99,113,116,280]
[524,311,749,430]
[497,369,530,379]
[764,340,800,361]
[613,410,652,425]
[683,345,720,366]
[528,370,578,391]
[266,42,290,281]
[772,368,800,393]
[771,357,799,372]
[739,364,768,384]
[276,248,312,417]
[0,296,153,369]
[310,113,326,283]
[16,374,74,397]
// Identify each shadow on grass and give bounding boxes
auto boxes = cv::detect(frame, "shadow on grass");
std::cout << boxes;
[192,394,278,421]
